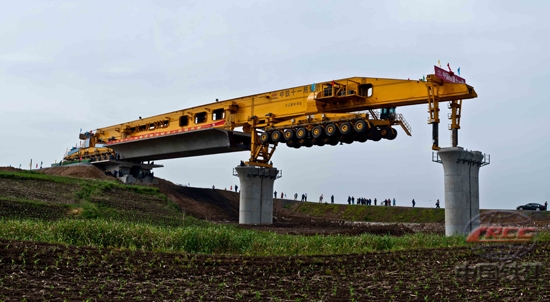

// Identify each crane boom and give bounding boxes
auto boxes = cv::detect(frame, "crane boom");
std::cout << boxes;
[64,72,477,167]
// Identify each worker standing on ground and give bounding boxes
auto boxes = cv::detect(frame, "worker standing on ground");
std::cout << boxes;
[393,198,396,206]
[412,199,416,207]
[436,199,440,208]
[331,195,334,204]
[319,194,323,203]
[274,191,277,199]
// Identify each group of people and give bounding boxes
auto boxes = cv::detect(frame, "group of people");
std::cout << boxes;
[346,197,397,206]
[317,194,335,203]
[291,193,308,201]
[270,190,443,209]
[274,191,287,199]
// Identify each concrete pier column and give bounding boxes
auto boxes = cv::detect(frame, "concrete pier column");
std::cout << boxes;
[437,147,488,236]
[234,165,280,224]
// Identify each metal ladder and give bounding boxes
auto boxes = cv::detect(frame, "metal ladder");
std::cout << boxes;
[395,113,412,136]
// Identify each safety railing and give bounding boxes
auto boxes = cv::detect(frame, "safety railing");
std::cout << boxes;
[395,113,412,136]
[233,166,282,179]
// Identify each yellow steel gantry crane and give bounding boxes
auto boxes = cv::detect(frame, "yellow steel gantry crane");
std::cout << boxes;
[65,68,477,167]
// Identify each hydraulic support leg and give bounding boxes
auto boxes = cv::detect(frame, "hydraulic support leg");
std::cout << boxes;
[426,79,441,150]
[248,127,277,168]
[449,100,462,147]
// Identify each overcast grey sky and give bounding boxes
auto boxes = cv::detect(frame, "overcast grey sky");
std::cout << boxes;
[1,0,549,209]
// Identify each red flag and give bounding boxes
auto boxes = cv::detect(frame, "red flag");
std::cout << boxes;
[331,80,335,87]
[447,63,452,72]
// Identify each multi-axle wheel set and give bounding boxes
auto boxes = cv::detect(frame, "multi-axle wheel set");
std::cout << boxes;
[260,119,397,148]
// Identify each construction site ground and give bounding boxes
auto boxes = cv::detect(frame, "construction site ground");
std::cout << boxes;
[1,165,443,236]
[3,165,550,234]
[2,165,550,301]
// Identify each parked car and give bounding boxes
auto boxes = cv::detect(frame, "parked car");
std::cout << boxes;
[516,203,546,211]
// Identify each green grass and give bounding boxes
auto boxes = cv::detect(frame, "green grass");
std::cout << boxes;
[0,217,474,256]
[291,202,446,223]
[0,170,84,184]
[0,170,163,196]
[3,217,546,256]
[0,170,184,227]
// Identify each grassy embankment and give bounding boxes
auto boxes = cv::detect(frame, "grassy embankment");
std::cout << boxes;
[283,200,446,223]
[1,170,545,256]
[284,199,550,222]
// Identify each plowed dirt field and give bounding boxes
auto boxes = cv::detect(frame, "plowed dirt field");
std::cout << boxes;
[1,239,548,301]
[2,166,550,300]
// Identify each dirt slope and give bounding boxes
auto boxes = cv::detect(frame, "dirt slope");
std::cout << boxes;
[40,165,114,180]
[155,178,240,222]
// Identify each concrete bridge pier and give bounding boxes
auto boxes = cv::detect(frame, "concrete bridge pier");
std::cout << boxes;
[234,165,281,224]
[435,147,489,236]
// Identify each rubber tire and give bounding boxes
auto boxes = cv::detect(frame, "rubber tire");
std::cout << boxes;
[271,130,282,143]
[536,208,540,211]
[296,127,308,140]
[387,128,398,140]
[342,136,354,144]
[339,122,352,135]
[325,123,337,137]
[354,120,368,133]
[379,126,393,139]
[311,125,324,139]
[286,139,297,148]
[313,139,325,146]
[298,139,311,147]
[368,128,382,141]
[283,129,295,141]
[260,132,271,144]
[518,207,523,210]
[356,133,368,143]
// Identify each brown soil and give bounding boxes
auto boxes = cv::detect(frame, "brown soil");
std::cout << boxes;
[238,216,415,236]
[40,165,115,180]
[0,167,23,173]
[0,178,80,204]
[0,238,548,301]
[155,178,240,222]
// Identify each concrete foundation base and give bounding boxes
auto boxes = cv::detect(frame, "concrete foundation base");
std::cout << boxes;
[437,147,488,236]
[118,174,158,185]
[92,160,162,184]
[234,165,280,224]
